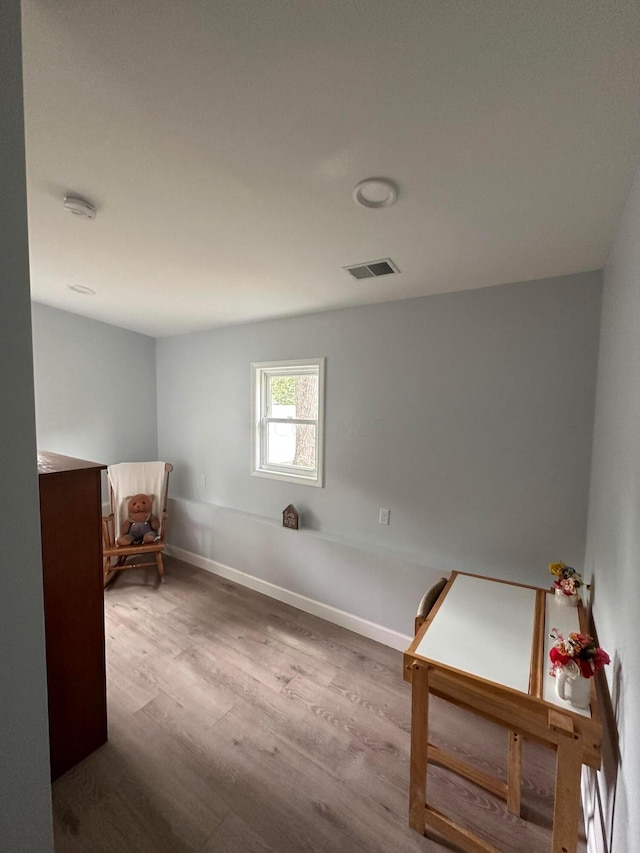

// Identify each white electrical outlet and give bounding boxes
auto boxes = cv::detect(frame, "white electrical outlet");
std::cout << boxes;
[200,474,206,488]
[379,507,390,525]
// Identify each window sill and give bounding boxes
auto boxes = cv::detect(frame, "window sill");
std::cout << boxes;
[251,469,323,488]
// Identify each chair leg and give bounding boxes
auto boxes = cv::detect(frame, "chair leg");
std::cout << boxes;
[104,557,116,588]
[156,551,165,582]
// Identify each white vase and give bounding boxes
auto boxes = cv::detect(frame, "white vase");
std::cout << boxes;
[554,588,579,606]
[555,662,591,709]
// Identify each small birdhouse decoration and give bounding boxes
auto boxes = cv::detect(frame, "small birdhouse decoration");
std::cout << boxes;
[282,504,299,530]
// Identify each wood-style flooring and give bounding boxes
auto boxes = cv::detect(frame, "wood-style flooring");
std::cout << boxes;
[52,556,585,852]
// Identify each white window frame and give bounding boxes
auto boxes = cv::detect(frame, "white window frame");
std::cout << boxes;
[251,358,325,487]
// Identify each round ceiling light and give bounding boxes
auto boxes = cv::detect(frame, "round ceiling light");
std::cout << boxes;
[352,177,398,209]
[69,285,96,295]
[64,195,96,219]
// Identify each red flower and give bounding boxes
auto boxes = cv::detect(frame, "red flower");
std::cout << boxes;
[577,658,595,679]
[549,646,571,668]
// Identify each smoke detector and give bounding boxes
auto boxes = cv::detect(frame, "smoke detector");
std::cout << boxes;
[344,258,400,279]
[63,195,96,219]
[353,178,398,209]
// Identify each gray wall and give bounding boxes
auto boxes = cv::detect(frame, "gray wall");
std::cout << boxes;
[157,271,602,634]
[583,162,640,852]
[32,303,158,466]
[0,1,54,848]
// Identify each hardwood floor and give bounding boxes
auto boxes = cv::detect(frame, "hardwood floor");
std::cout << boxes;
[52,557,585,852]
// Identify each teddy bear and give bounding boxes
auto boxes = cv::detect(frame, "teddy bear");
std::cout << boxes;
[116,493,160,546]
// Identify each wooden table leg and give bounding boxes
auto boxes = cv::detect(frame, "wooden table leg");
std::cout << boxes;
[552,730,583,853]
[409,660,429,834]
[507,730,522,816]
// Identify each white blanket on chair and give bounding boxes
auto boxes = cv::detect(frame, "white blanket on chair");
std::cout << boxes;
[108,461,167,540]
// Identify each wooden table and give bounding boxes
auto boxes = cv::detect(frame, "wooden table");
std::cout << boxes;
[404,571,602,853]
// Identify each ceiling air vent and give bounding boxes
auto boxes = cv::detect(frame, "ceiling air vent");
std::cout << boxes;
[344,258,400,280]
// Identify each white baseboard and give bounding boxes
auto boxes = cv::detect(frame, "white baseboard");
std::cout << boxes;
[166,544,412,652]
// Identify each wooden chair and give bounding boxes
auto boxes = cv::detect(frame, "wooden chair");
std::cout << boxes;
[414,577,448,635]
[102,462,173,586]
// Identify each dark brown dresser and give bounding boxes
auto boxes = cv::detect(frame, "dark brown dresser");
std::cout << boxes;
[37,451,108,780]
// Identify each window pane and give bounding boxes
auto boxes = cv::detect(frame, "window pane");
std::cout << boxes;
[268,373,318,419]
[266,422,317,469]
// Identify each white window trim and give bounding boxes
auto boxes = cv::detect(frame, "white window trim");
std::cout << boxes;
[251,358,325,487]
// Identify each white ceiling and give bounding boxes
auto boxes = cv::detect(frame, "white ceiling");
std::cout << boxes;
[22,1,640,338]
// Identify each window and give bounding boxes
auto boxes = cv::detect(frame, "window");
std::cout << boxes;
[251,358,325,486]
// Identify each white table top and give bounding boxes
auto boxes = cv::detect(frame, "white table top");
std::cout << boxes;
[414,574,536,693]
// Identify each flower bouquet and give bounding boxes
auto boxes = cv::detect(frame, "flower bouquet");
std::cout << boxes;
[549,630,610,679]
[549,629,610,708]
[549,561,583,605]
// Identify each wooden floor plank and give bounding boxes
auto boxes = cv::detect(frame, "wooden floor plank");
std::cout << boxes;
[52,556,586,852]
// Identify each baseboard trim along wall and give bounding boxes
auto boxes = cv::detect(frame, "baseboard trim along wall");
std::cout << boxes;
[166,544,413,652]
